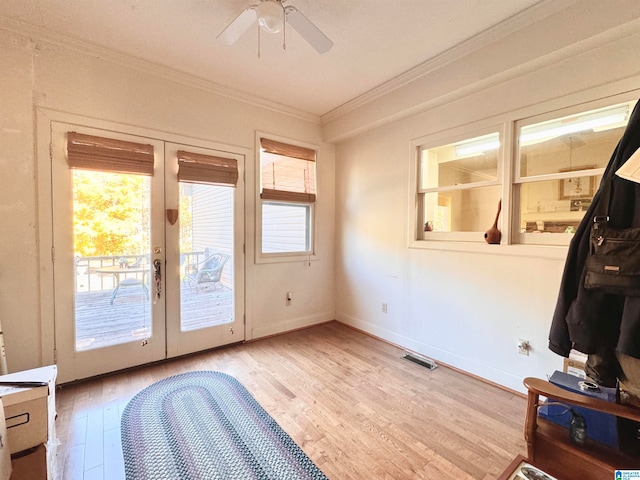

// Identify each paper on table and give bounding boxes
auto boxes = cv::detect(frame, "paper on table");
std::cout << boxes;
[615,147,640,184]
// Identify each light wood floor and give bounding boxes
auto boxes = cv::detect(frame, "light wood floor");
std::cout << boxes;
[54,321,527,480]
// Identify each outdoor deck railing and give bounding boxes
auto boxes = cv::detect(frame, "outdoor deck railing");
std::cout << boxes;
[74,251,208,293]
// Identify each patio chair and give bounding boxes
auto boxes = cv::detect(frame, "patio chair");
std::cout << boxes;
[119,256,143,269]
[184,250,229,292]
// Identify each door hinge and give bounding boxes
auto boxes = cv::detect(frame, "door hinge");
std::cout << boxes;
[53,349,57,363]
[51,247,55,263]
[49,142,53,159]
[243,244,245,255]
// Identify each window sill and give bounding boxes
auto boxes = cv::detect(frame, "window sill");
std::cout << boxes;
[255,252,318,265]
[408,239,568,260]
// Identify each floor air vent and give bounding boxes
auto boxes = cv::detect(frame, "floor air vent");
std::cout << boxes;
[403,352,438,370]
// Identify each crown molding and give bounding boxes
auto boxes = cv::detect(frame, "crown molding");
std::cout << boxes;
[0,15,321,125]
[321,15,640,143]
[321,0,578,124]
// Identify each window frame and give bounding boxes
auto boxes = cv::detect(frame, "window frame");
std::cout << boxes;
[412,125,507,243]
[512,100,632,245]
[255,131,318,264]
[409,91,639,253]
[261,200,313,254]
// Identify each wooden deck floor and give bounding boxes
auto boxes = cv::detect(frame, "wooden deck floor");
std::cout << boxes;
[75,284,233,350]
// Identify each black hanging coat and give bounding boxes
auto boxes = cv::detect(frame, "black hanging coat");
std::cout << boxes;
[549,99,640,360]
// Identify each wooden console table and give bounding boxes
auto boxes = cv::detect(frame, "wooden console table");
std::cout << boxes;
[523,377,640,480]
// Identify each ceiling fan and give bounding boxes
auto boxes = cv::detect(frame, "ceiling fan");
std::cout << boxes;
[216,0,333,54]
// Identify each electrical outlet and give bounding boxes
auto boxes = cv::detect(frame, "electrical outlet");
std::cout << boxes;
[517,339,530,356]
[286,292,292,306]
[381,303,388,314]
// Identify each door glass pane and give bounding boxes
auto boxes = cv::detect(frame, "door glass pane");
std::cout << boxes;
[73,170,151,351]
[179,183,234,331]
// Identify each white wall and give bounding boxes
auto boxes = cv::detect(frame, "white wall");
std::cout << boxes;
[333,2,640,393]
[0,28,335,373]
[0,33,40,372]
[3,0,639,395]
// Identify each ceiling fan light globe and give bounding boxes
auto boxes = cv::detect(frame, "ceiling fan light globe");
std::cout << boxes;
[256,1,283,33]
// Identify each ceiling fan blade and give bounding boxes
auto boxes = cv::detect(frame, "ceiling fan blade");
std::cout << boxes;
[216,6,257,45]
[285,6,333,54]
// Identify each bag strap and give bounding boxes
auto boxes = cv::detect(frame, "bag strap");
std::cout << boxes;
[593,175,612,226]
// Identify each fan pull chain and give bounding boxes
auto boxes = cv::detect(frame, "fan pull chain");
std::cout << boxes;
[257,24,261,58]
[283,18,286,50]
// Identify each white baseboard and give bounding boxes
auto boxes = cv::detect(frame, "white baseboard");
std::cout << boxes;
[335,312,525,394]
[250,312,334,340]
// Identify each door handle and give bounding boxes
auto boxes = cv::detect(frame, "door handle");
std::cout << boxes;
[153,259,162,303]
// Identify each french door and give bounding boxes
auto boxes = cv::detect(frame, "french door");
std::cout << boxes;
[50,123,244,383]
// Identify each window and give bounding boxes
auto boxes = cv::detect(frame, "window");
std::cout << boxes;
[258,136,316,256]
[412,95,639,248]
[262,203,311,253]
[417,131,502,241]
[515,101,633,245]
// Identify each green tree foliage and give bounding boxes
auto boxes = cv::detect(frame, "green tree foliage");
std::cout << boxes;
[73,170,150,257]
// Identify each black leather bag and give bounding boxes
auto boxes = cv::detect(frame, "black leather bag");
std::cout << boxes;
[584,179,640,296]
[584,221,640,295]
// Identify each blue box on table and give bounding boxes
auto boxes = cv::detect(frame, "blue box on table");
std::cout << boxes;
[538,370,618,449]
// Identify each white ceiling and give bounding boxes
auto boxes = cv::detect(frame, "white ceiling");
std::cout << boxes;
[0,0,543,117]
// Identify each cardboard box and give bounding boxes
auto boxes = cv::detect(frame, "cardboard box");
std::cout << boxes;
[0,366,56,455]
[10,444,47,480]
[563,357,586,378]
[3,394,48,455]
[0,399,11,480]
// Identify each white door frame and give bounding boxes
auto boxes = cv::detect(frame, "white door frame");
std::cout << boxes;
[36,109,248,383]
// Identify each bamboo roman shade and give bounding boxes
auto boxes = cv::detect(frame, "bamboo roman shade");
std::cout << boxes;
[177,150,238,187]
[260,138,316,203]
[66,132,155,175]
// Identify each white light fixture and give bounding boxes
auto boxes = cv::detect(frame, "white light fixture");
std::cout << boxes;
[454,133,500,157]
[520,104,630,146]
[256,0,284,34]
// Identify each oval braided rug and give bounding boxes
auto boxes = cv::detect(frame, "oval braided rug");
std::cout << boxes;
[121,371,328,480]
